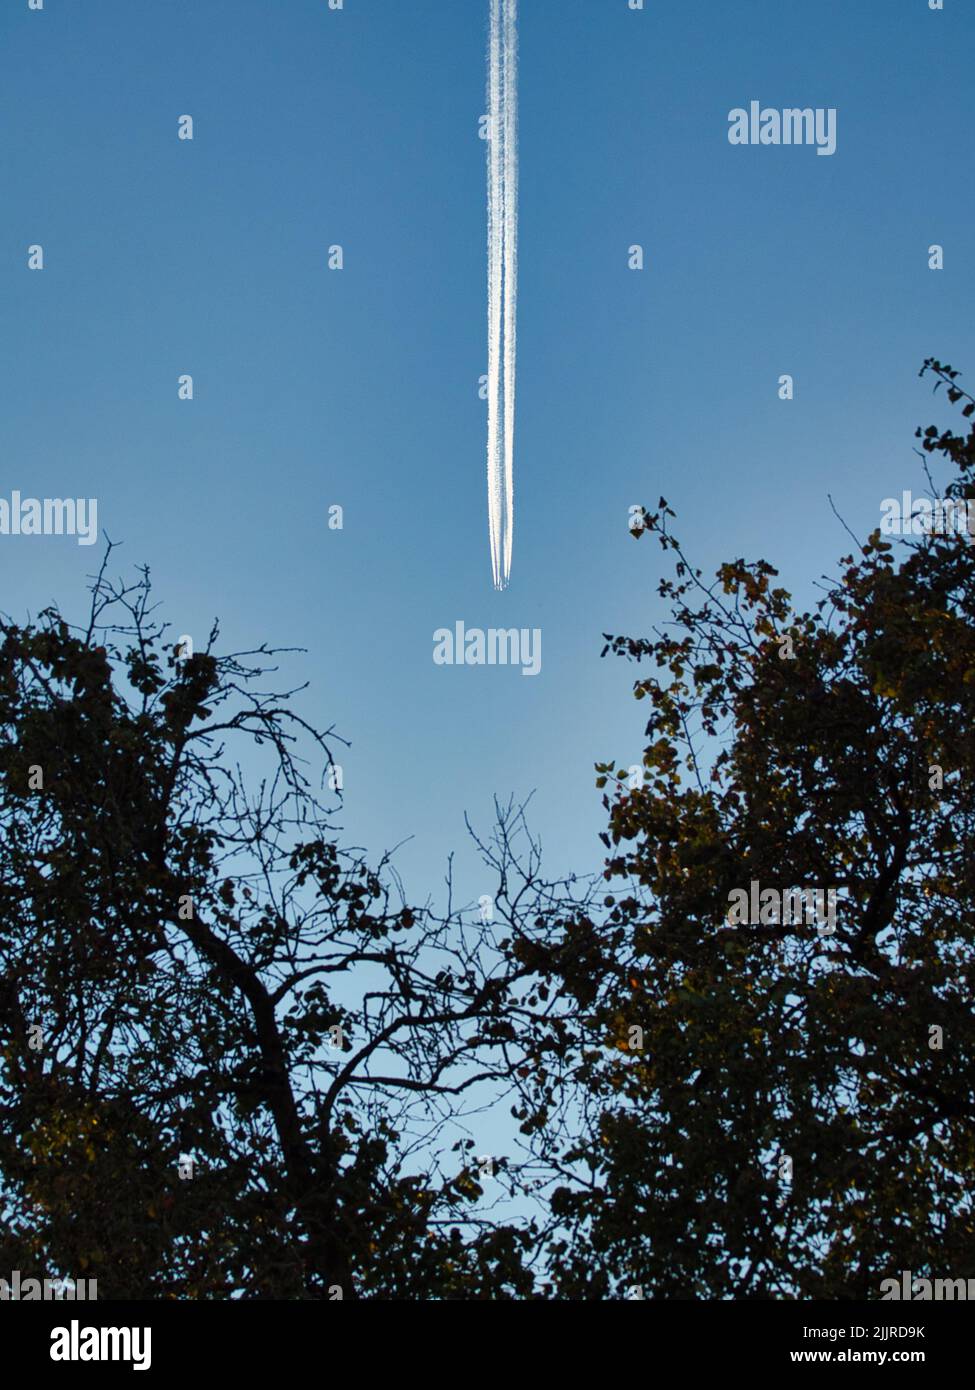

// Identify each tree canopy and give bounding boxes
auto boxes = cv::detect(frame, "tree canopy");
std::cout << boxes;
[0,552,559,1299]
[2,362,973,1299]
[523,360,975,1298]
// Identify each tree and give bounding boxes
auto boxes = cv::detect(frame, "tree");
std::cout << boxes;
[528,361,975,1299]
[10,363,970,1304]
[0,549,555,1299]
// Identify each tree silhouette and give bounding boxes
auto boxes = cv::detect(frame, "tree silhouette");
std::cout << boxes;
[6,361,973,1303]
[525,361,975,1299]
[0,550,559,1299]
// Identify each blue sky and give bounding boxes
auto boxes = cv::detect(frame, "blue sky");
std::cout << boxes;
[1,0,972,912]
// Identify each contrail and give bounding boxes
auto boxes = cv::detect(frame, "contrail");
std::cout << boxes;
[486,0,518,590]
[501,0,517,586]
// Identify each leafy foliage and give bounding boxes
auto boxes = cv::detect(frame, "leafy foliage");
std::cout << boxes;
[527,362,975,1298]
[0,553,552,1299]
[5,362,973,1301]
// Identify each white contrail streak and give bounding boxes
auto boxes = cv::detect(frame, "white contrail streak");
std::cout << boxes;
[486,0,517,590]
[486,0,503,588]
[501,0,517,586]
